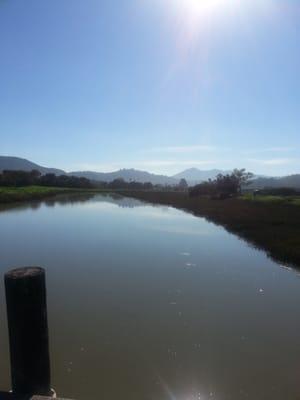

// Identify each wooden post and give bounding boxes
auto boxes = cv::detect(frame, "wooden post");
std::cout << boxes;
[4,267,51,397]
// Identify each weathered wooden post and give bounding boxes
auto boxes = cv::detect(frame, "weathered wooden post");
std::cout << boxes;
[4,267,52,397]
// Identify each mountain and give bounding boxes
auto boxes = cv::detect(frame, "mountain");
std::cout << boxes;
[173,168,230,183]
[69,169,178,185]
[0,156,65,175]
[2,156,300,188]
[249,174,300,189]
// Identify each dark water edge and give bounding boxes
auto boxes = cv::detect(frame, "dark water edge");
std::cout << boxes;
[120,190,300,269]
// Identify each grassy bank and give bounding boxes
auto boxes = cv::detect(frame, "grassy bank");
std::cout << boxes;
[242,193,300,206]
[121,190,300,268]
[0,186,88,204]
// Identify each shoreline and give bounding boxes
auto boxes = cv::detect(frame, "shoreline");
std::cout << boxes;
[1,186,300,269]
[0,186,69,204]
[0,186,109,204]
[119,190,300,269]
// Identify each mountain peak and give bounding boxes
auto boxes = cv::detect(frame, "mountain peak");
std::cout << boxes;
[172,168,229,182]
[179,168,201,173]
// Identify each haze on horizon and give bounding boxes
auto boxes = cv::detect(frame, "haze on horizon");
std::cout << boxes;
[0,0,299,176]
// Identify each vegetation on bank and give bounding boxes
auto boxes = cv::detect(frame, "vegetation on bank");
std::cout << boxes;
[0,186,74,203]
[242,193,300,206]
[189,169,253,198]
[0,169,93,188]
[120,190,300,268]
[0,169,184,191]
[2,168,300,268]
[0,185,120,204]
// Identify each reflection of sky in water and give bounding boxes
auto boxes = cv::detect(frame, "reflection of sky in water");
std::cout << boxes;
[149,225,220,236]
[0,193,300,400]
[73,196,226,237]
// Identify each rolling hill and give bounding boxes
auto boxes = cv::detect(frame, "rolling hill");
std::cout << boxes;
[69,169,178,185]
[249,174,300,189]
[0,156,65,175]
[1,156,300,188]
[172,168,230,183]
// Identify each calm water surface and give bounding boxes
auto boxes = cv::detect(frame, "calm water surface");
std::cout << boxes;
[0,194,300,400]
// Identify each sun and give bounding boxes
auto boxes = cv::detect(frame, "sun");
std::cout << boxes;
[167,0,238,49]
[174,0,228,20]
[181,0,226,16]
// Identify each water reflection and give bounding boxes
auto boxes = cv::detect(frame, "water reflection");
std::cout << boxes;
[0,193,95,214]
[0,193,152,215]
[0,194,300,400]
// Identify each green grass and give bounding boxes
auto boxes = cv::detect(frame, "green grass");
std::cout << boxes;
[0,185,113,205]
[0,186,83,204]
[291,198,300,206]
[241,193,300,205]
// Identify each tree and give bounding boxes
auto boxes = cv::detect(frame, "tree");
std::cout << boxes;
[0,169,41,186]
[110,178,126,189]
[189,169,253,198]
[178,178,188,191]
[0,170,94,188]
[231,168,254,193]
[143,182,153,190]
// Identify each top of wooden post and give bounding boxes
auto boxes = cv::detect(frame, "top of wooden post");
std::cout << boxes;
[0,393,74,400]
[31,397,74,400]
[5,267,44,280]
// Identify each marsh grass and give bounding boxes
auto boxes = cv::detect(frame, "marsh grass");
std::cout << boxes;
[0,185,112,206]
[0,186,83,203]
[242,193,300,205]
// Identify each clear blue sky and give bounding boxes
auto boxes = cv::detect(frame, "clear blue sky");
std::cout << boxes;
[0,0,299,176]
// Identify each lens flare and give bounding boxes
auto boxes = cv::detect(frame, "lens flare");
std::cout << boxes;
[169,0,237,50]
[180,0,227,17]
[173,0,234,22]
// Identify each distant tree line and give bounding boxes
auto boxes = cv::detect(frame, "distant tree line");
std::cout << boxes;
[94,178,166,191]
[97,178,154,190]
[93,177,189,191]
[0,170,93,188]
[189,169,254,198]
[0,170,187,191]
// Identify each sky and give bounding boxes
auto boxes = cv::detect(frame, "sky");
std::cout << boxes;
[0,0,299,176]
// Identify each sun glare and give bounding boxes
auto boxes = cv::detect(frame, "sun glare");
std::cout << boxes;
[165,0,241,58]
[181,0,226,17]
[173,0,230,21]
[168,0,236,45]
